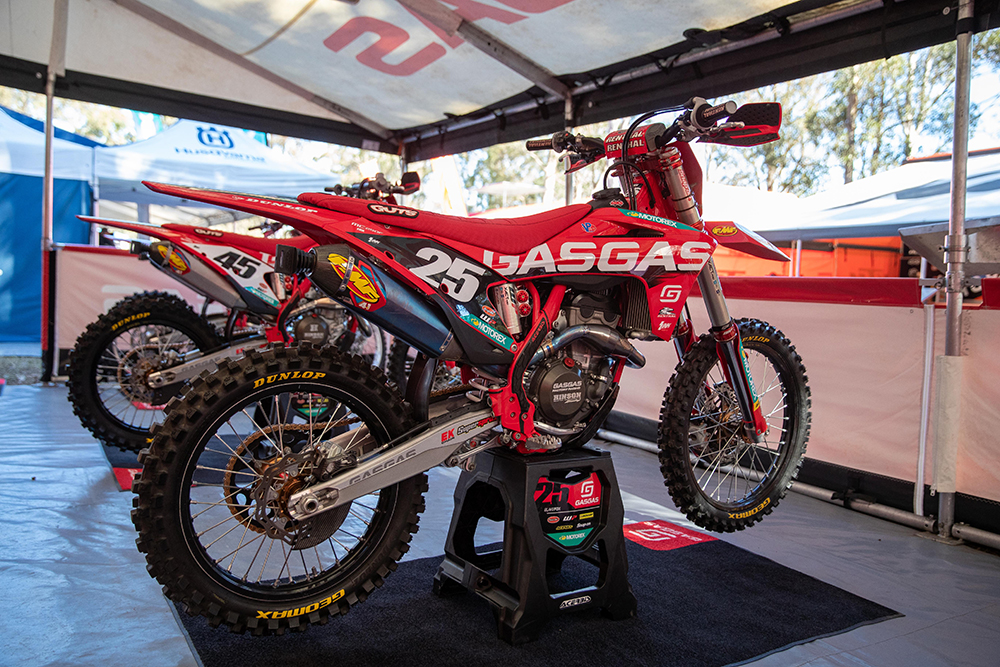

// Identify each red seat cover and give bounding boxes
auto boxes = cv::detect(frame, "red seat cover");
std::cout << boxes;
[298,192,592,255]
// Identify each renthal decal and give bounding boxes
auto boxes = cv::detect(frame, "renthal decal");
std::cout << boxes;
[111,312,151,331]
[711,225,738,236]
[368,202,418,218]
[327,253,386,311]
[618,208,697,231]
[233,195,313,213]
[156,245,191,275]
[255,589,344,619]
[559,595,592,609]
[547,516,560,524]
[483,241,711,276]
[410,247,486,303]
[348,448,418,485]
[728,497,770,520]
[253,371,327,388]
[193,227,223,237]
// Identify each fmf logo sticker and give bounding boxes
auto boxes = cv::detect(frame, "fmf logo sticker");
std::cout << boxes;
[368,203,418,218]
[482,240,712,277]
[712,225,738,236]
[156,245,190,275]
[327,253,386,311]
[256,589,344,619]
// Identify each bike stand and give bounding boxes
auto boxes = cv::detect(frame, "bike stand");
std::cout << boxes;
[432,445,637,645]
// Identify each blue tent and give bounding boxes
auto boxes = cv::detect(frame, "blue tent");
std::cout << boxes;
[0,108,93,342]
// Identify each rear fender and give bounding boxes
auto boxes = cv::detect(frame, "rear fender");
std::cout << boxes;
[704,221,789,262]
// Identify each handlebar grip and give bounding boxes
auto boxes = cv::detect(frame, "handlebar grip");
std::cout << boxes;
[525,138,552,151]
[695,100,738,127]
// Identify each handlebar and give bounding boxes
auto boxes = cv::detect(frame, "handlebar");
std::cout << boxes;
[525,138,554,151]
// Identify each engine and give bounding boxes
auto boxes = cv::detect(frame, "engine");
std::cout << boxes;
[525,293,621,430]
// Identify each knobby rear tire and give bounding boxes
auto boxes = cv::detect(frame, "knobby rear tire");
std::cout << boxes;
[66,291,221,452]
[131,344,426,635]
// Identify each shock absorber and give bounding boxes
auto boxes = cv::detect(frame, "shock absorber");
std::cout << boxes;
[490,283,522,336]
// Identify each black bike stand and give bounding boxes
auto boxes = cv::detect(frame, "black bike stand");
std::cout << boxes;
[432,445,637,645]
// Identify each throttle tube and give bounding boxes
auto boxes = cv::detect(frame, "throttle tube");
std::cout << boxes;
[525,138,553,151]
[695,100,737,128]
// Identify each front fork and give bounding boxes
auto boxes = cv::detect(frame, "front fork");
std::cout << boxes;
[696,258,767,442]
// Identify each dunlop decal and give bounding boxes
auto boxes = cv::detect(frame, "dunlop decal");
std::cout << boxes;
[255,589,345,619]
[112,312,151,331]
[253,371,327,388]
[727,497,770,520]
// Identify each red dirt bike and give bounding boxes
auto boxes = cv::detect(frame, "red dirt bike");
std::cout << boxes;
[68,173,417,451]
[131,98,810,635]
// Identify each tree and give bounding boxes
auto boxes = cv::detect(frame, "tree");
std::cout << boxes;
[706,78,830,196]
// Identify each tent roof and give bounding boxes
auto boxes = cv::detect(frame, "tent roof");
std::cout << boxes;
[94,119,337,205]
[0,107,94,181]
[3,0,996,162]
[755,148,1000,241]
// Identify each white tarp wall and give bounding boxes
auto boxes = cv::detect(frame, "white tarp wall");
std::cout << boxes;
[615,280,1000,504]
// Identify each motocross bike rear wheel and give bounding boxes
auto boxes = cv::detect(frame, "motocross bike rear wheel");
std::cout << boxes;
[67,291,221,452]
[385,339,464,393]
[131,344,426,635]
[658,318,810,532]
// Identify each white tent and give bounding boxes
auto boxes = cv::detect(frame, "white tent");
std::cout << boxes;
[756,149,1000,242]
[95,119,337,207]
[0,106,93,180]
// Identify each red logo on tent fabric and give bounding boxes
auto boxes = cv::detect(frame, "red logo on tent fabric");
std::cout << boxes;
[623,520,717,551]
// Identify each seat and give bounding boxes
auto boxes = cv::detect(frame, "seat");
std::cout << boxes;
[298,192,593,255]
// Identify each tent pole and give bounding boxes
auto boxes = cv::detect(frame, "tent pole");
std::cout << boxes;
[564,96,573,206]
[41,0,69,383]
[935,0,974,539]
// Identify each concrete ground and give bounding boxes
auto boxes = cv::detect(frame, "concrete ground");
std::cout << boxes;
[1,384,998,667]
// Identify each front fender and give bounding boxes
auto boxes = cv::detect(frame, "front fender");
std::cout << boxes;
[704,221,789,262]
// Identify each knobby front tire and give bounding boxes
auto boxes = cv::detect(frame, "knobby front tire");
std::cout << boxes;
[131,344,426,635]
[658,318,811,532]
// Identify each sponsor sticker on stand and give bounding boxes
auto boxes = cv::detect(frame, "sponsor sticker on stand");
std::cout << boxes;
[622,519,717,551]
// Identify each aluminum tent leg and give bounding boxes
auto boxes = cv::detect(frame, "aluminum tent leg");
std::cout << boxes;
[41,0,69,383]
[935,0,975,539]
[564,96,573,206]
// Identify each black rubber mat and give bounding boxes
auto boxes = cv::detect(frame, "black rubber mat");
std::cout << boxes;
[176,537,900,667]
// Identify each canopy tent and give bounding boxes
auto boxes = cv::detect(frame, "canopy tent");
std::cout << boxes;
[0,107,92,341]
[94,119,338,207]
[755,149,1000,242]
[1,1,996,162]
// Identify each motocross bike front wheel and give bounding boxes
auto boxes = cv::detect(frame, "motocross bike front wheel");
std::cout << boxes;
[658,318,810,532]
[131,344,426,635]
[385,338,465,393]
[67,291,221,452]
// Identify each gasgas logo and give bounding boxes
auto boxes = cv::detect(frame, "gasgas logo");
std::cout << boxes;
[482,240,712,277]
[712,225,738,237]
